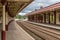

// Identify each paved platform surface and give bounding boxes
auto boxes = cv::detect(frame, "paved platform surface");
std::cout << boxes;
[26,21,60,30]
[0,21,35,40]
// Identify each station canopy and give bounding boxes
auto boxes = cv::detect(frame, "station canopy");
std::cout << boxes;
[0,0,33,17]
[26,2,60,16]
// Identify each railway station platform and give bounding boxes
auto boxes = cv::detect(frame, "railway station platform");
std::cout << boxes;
[26,21,60,30]
[0,21,35,40]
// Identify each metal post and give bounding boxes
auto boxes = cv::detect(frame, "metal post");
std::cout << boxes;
[1,5,6,40]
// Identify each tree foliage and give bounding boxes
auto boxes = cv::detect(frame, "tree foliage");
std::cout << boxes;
[15,15,27,19]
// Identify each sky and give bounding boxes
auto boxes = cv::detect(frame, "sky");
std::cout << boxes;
[18,0,60,15]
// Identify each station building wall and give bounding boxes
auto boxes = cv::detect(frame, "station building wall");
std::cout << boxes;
[56,12,60,25]
[27,10,60,25]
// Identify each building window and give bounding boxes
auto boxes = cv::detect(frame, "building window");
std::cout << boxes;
[46,14,49,23]
[50,13,54,24]
[59,14,60,22]
[50,14,54,22]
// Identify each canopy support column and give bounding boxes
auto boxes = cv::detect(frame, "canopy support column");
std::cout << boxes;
[1,5,6,40]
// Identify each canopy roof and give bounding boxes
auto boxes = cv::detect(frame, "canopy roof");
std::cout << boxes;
[0,0,33,17]
[26,2,60,16]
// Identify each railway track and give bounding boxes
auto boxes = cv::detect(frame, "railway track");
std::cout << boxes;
[17,21,60,40]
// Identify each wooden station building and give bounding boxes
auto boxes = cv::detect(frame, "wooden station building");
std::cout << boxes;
[26,2,60,25]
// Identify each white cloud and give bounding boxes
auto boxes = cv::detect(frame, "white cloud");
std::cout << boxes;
[50,0,60,2]
[19,11,32,15]
[18,13,26,15]
[27,11,32,12]
[37,3,44,6]
[50,0,60,3]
